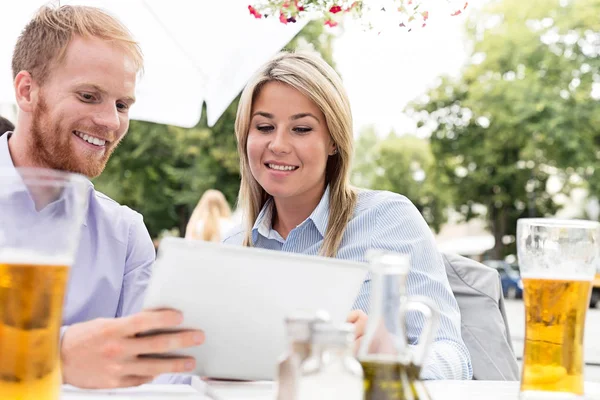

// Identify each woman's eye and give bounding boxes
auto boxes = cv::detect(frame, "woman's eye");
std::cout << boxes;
[293,127,312,134]
[257,125,274,132]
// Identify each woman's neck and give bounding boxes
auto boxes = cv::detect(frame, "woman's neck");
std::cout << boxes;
[272,184,326,240]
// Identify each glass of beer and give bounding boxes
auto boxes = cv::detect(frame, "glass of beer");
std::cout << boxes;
[0,167,89,400]
[517,218,600,400]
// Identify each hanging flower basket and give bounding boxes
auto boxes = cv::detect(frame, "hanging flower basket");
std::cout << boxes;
[248,0,468,31]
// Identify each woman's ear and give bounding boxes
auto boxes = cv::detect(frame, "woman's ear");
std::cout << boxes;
[329,142,338,156]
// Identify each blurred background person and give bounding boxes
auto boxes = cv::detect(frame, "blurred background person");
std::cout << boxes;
[185,189,234,242]
[0,116,14,136]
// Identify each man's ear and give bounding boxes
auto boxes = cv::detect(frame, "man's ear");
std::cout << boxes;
[14,71,39,113]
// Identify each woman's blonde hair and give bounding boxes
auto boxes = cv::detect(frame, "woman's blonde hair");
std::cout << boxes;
[234,51,357,257]
[12,5,144,84]
[186,190,232,242]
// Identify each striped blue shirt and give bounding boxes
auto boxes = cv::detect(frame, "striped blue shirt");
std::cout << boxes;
[224,187,473,380]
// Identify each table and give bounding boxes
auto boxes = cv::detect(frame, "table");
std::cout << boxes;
[61,380,600,400]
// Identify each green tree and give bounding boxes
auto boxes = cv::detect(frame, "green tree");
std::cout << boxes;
[407,0,600,258]
[352,128,451,231]
[94,20,336,238]
[351,125,379,188]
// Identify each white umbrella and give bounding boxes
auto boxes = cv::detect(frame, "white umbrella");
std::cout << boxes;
[0,0,307,127]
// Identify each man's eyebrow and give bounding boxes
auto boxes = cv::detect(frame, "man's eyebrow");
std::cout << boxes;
[76,83,135,104]
[76,83,107,94]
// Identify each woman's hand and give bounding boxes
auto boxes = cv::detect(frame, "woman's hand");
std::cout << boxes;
[347,309,368,353]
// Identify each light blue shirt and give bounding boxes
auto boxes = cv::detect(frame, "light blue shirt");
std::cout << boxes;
[1,132,194,385]
[0,133,154,344]
[224,186,473,380]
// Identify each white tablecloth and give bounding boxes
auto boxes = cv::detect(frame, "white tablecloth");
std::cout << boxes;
[61,380,600,400]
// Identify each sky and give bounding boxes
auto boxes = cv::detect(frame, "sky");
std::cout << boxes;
[0,1,474,134]
[332,5,472,137]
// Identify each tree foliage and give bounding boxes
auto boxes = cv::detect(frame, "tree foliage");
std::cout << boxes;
[352,127,451,232]
[407,0,600,257]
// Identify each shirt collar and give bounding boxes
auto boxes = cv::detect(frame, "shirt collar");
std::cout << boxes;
[309,185,331,237]
[0,131,92,227]
[252,185,331,241]
[0,132,16,170]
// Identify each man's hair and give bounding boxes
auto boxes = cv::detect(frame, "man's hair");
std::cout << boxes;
[0,116,15,136]
[12,5,143,84]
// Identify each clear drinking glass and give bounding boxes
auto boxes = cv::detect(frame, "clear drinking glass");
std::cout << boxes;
[517,218,600,400]
[0,167,89,400]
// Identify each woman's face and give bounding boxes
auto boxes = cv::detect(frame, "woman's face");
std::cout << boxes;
[246,81,336,203]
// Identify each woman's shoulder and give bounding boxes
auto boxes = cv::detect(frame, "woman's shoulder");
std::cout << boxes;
[353,188,417,216]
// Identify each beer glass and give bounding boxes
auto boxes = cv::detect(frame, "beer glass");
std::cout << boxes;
[0,167,89,400]
[517,218,600,400]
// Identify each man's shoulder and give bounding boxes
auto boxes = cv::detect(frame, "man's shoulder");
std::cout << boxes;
[88,190,147,247]
[92,190,143,222]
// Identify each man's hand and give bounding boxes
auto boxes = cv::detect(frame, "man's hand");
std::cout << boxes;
[61,309,205,389]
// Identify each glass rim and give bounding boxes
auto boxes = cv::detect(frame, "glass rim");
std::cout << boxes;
[0,166,90,186]
[517,218,600,230]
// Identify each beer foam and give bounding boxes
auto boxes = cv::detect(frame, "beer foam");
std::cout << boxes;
[521,271,593,281]
[0,249,72,266]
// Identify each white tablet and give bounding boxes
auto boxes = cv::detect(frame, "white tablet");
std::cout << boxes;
[142,237,368,380]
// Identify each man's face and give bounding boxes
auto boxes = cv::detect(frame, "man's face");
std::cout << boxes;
[30,36,137,178]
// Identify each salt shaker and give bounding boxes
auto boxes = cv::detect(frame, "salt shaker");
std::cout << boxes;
[296,322,364,400]
[275,311,330,400]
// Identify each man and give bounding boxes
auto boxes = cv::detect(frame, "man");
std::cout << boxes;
[0,115,14,136]
[3,5,203,388]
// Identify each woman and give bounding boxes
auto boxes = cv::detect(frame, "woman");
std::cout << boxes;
[224,51,472,380]
[185,189,234,242]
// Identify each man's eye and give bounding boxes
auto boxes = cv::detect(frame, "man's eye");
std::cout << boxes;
[257,125,274,132]
[117,102,129,111]
[80,93,95,101]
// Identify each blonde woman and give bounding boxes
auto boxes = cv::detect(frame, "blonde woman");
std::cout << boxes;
[185,189,234,242]
[224,51,472,380]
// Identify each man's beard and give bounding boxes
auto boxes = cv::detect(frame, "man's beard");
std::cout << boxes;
[30,95,116,178]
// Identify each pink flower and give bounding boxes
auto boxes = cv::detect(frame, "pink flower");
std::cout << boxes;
[248,5,262,18]
[324,19,338,27]
[329,5,342,14]
[279,13,288,24]
[422,11,429,21]
[346,1,358,11]
[451,9,462,16]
